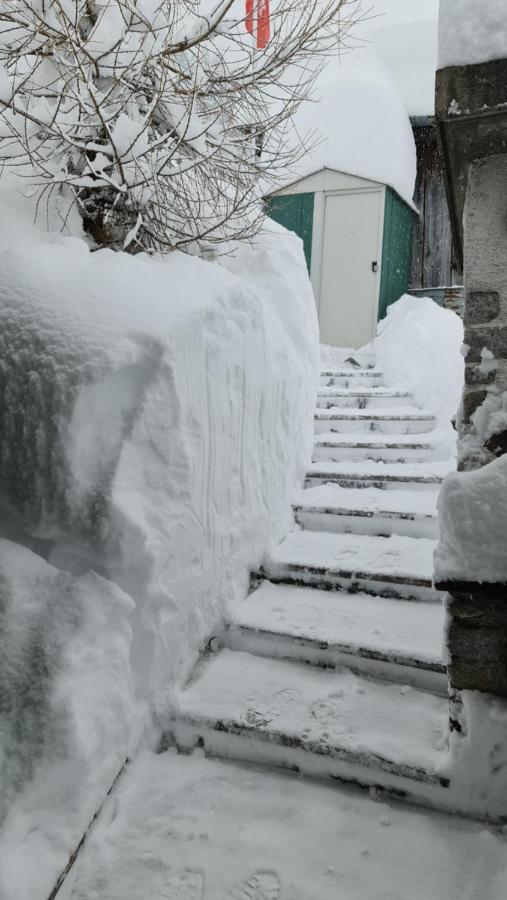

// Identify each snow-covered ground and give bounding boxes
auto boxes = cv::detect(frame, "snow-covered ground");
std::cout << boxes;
[68,752,507,900]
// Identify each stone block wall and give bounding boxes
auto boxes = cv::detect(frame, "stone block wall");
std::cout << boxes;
[459,154,507,470]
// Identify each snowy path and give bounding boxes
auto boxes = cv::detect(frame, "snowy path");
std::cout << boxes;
[69,753,507,900]
[66,358,497,900]
[164,360,459,805]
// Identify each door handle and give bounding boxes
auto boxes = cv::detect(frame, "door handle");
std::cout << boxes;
[371,261,378,273]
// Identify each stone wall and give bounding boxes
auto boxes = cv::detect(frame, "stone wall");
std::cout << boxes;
[459,154,507,470]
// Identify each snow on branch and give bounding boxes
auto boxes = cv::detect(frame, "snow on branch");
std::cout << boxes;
[0,0,364,253]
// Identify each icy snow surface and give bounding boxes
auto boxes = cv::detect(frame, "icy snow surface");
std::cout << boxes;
[439,0,507,68]
[280,45,416,207]
[435,455,507,583]
[68,752,507,900]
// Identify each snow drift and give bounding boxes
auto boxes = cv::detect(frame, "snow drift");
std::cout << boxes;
[374,295,464,432]
[0,181,319,898]
[0,224,318,696]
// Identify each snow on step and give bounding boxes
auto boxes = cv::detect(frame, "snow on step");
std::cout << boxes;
[294,484,439,539]
[314,408,437,435]
[306,459,453,491]
[313,431,451,464]
[317,387,414,410]
[225,582,446,693]
[264,530,440,601]
[166,650,449,798]
[320,368,383,388]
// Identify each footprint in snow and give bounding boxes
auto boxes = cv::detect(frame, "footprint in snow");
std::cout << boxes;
[161,868,204,898]
[228,871,281,900]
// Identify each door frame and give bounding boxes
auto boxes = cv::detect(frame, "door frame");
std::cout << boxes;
[310,185,386,343]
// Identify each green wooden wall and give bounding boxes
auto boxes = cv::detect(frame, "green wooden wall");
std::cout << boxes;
[265,192,315,273]
[378,188,415,320]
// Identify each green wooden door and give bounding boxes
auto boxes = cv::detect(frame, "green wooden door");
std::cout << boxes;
[265,192,315,274]
[379,188,415,320]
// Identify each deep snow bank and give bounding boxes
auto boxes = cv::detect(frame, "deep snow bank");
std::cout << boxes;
[0,224,318,697]
[373,295,464,433]
[0,539,142,899]
[0,185,319,898]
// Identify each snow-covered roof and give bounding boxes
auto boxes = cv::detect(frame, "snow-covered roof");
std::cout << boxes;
[277,46,416,208]
[360,0,439,117]
[438,0,507,69]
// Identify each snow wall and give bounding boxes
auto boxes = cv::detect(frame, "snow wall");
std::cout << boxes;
[374,295,464,430]
[0,194,319,899]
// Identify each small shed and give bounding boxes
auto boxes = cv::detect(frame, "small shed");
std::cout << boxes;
[266,167,415,350]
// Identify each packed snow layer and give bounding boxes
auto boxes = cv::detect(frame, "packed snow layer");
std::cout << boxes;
[439,0,507,68]
[280,45,417,207]
[434,455,507,583]
[0,220,318,697]
[0,539,142,900]
[373,295,464,433]
[69,751,507,900]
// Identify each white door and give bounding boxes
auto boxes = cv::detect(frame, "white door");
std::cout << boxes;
[318,190,383,349]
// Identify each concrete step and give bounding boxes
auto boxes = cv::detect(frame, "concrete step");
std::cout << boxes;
[225,582,446,693]
[320,368,383,389]
[313,431,451,465]
[263,530,440,602]
[305,460,453,491]
[294,484,439,539]
[165,649,450,808]
[314,408,437,435]
[316,388,414,411]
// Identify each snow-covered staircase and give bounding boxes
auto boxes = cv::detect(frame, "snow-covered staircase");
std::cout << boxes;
[165,362,456,811]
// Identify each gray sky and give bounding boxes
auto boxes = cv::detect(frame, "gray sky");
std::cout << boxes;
[359,0,440,115]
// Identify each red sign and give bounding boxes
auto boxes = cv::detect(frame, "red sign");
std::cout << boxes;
[245,0,270,49]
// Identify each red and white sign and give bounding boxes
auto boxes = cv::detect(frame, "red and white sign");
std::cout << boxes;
[245,0,270,49]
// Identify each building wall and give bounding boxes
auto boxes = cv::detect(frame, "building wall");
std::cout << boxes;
[459,153,507,470]
[266,193,315,273]
[379,187,415,319]
[411,120,456,290]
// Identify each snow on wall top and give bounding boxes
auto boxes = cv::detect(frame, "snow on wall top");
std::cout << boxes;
[435,455,507,584]
[438,0,507,69]
[278,46,416,208]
